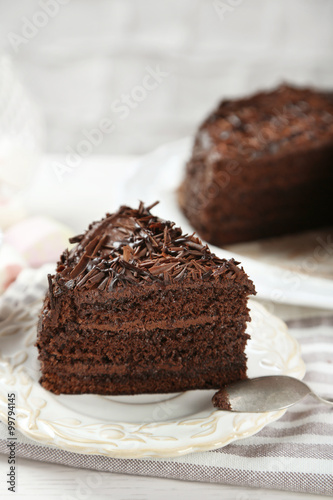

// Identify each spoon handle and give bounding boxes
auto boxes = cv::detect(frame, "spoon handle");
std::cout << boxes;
[311,392,333,406]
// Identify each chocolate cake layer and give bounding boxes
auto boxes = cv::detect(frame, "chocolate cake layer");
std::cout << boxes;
[36,202,255,395]
[40,281,248,333]
[178,85,333,246]
[39,320,249,368]
[39,364,248,396]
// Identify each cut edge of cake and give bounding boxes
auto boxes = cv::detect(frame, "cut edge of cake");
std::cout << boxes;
[36,202,256,395]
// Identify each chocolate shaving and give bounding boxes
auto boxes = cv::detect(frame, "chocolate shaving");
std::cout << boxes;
[173,266,187,281]
[146,201,160,211]
[149,262,178,276]
[85,236,100,256]
[69,254,90,280]
[47,274,55,309]
[69,234,84,244]
[97,276,109,291]
[185,240,204,251]
[91,234,109,258]
[54,202,245,292]
[122,245,133,262]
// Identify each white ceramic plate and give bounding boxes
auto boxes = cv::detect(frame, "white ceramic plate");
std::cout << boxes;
[0,266,305,458]
[117,137,333,310]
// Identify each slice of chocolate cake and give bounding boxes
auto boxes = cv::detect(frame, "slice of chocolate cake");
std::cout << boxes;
[36,202,255,395]
[178,85,333,246]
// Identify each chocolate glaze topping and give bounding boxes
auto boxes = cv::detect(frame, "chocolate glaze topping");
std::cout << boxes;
[51,202,248,298]
[179,85,333,247]
[194,85,333,162]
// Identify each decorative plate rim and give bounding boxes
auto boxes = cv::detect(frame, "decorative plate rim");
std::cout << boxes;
[0,266,305,458]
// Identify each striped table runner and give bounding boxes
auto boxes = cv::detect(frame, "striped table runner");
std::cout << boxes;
[1,315,332,495]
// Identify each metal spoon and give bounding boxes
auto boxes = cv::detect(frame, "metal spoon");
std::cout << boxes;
[213,375,333,413]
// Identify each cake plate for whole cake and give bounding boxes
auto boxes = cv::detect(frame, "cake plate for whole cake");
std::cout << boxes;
[0,265,305,459]
[117,137,333,311]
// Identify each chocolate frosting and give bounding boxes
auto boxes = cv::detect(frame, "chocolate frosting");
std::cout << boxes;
[194,85,333,162]
[50,202,250,297]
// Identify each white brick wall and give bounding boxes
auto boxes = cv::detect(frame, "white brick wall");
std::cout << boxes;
[1,0,333,154]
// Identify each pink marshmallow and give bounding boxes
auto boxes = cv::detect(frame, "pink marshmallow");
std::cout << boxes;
[5,216,73,268]
[0,242,26,294]
[3,264,23,290]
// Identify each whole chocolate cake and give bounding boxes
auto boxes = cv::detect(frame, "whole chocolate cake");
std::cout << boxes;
[36,202,255,395]
[178,85,333,246]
